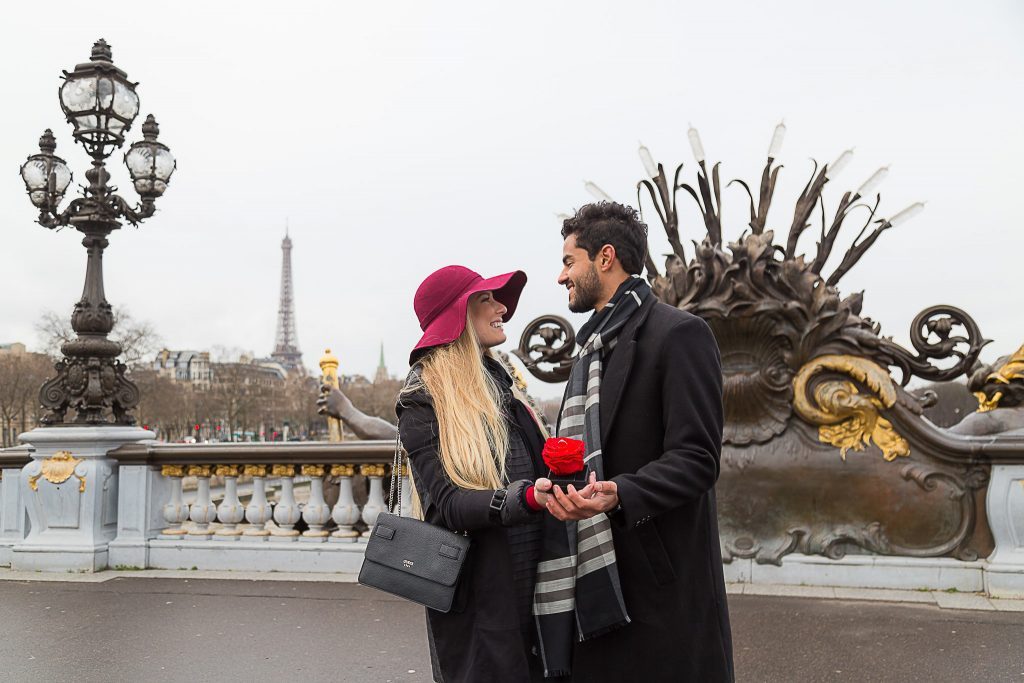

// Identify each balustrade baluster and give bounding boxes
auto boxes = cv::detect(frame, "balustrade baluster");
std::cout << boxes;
[300,465,330,542]
[400,463,413,518]
[243,465,272,540]
[329,464,359,542]
[270,464,300,541]
[158,465,189,539]
[214,465,244,540]
[360,464,387,539]
[187,465,216,539]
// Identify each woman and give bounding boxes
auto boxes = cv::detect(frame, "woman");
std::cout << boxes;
[398,264,550,683]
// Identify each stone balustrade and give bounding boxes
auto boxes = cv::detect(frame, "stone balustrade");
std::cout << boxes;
[105,440,409,573]
[3,429,1023,596]
[0,447,32,566]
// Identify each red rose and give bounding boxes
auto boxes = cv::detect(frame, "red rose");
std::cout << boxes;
[542,437,586,476]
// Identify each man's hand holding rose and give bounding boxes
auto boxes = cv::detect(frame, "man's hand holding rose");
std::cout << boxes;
[536,471,619,521]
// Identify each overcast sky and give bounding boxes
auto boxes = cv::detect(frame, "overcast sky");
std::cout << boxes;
[2,1,1022,399]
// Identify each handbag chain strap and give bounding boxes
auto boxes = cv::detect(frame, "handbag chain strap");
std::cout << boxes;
[389,431,404,517]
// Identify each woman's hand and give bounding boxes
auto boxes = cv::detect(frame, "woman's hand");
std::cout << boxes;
[533,477,553,508]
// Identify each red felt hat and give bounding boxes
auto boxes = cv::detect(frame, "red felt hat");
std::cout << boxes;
[410,265,527,364]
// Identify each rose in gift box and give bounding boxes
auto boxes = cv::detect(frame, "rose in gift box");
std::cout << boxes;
[542,437,589,490]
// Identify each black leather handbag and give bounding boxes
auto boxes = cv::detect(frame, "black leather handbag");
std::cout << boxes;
[357,433,470,612]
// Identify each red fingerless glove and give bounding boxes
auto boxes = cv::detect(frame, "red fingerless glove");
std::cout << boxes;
[524,485,542,511]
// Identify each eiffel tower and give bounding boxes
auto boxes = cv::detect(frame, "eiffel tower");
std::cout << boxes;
[271,229,304,373]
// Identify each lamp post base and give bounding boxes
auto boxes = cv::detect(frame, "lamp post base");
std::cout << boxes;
[12,425,154,572]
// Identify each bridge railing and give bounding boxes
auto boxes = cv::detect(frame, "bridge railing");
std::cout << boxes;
[0,446,32,565]
[106,440,405,572]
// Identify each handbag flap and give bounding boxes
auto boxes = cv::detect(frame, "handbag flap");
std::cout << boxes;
[363,513,469,587]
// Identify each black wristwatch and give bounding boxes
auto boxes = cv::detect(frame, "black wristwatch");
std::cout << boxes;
[488,488,508,524]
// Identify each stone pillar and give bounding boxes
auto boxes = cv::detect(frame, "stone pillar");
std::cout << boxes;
[13,426,154,572]
[400,464,413,518]
[360,464,387,539]
[0,452,30,566]
[157,465,190,539]
[108,460,169,569]
[330,464,360,542]
[985,464,1024,598]
[300,465,330,542]
[186,465,216,539]
[215,465,245,540]
[243,465,272,540]
[270,464,300,541]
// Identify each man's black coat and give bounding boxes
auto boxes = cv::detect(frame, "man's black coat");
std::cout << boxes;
[571,295,734,682]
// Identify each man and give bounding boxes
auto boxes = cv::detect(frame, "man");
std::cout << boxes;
[533,201,733,682]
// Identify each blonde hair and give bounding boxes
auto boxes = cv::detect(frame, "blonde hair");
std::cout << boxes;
[402,316,509,518]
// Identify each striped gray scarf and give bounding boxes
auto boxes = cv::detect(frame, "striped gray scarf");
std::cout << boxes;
[532,276,650,678]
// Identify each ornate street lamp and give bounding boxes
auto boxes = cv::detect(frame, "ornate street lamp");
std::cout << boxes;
[19,39,176,425]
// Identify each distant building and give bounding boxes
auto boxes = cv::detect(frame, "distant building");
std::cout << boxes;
[212,360,287,389]
[0,342,28,355]
[342,373,373,388]
[153,349,288,390]
[153,349,211,391]
[373,343,391,384]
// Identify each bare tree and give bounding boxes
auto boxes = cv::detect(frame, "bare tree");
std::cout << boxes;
[345,377,404,423]
[35,306,162,368]
[0,351,53,446]
[133,368,197,441]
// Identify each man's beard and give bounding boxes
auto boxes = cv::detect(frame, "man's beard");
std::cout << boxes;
[568,264,601,313]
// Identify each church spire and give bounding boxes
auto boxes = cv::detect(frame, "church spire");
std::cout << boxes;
[374,342,389,384]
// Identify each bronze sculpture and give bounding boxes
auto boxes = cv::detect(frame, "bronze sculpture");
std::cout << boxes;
[516,128,1015,565]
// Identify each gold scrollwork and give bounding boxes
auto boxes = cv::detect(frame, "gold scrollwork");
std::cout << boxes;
[974,391,1003,413]
[301,464,325,478]
[359,464,386,478]
[974,343,1024,412]
[793,355,910,462]
[187,465,212,478]
[161,464,185,478]
[28,451,86,492]
[243,464,268,477]
[215,465,239,477]
[271,464,296,477]
[330,464,355,477]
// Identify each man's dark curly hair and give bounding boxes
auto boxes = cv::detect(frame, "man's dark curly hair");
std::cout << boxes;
[560,201,649,275]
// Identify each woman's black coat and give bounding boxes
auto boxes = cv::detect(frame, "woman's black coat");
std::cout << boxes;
[571,295,734,682]
[396,368,546,683]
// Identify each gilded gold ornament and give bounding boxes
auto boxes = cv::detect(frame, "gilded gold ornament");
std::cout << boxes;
[974,391,1003,413]
[330,464,355,477]
[793,355,910,462]
[215,465,239,477]
[359,464,386,477]
[319,348,345,443]
[301,464,325,477]
[28,451,86,492]
[243,464,267,477]
[985,344,1024,385]
[271,464,296,477]
[187,465,212,477]
[161,464,185,477]
[973,344,1024,412]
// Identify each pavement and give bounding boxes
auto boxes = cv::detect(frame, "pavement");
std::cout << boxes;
[0,573,1021,682]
